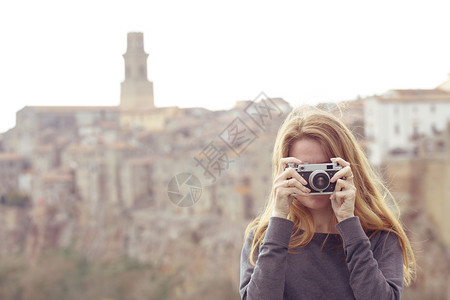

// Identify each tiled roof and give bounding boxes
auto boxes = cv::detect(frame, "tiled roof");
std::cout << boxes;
[385,89,449,96]
[374,89,450,103]
[120,106,178,114]
[35,145,53,153]
[66,144,96,153]
[127,157,155,165]
[107,142,135,150]
[26,106,120,112]
[41,172,73,183]
[0,152,21,161]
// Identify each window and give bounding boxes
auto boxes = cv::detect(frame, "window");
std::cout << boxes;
[436,141,445,152]
[430,104,436,113]
[139,66,146,78]
[412,124,419,139]
[431,124,438,134]
[395,124,400,135]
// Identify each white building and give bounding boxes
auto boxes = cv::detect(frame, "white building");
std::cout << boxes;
[364,74,450,165]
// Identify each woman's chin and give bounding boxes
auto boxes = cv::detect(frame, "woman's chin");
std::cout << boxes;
[295,194,331,210]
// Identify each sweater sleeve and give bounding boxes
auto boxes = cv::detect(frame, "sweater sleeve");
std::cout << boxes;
[239,217,294,300]
[336,216,404,300]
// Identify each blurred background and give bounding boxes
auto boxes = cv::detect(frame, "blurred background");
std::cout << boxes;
[0,1,449,299]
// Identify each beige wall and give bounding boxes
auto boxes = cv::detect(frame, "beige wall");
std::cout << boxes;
[120,107,178,131]
[423,158,450,247]
[383,155,450,248]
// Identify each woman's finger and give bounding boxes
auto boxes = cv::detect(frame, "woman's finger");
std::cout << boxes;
[281,187,309,198]
[330,165,352,183]
[335,178,356,192]
[334,178,345,192]
[333,180,356,197]
[275,187,308,203]
[278,157,303,176]
[283,167,308,185]
[274,179,310,196]
[333,191,345,206]
[274,166,308,186]
[331,179,356,202]
[285,177,311,194]
[330,157,350,167]
[333,189,354,205]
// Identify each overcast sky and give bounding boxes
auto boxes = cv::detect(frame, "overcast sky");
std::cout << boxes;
[1,0,450,133]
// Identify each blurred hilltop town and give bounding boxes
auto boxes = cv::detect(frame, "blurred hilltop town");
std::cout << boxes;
[0,32,449,299]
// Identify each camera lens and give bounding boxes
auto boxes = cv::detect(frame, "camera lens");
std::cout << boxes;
[309,170,330,191]
[314,175,328,189]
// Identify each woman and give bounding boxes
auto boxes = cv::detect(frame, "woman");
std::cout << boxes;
[239,106,415,300]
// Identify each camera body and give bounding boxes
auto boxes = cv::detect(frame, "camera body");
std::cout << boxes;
[287,162,342,194]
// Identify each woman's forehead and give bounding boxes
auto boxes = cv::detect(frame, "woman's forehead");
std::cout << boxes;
[289,139,329,164]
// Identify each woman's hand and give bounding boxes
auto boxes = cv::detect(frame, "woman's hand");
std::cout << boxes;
[272,157,311,219]
[329,157,356,223]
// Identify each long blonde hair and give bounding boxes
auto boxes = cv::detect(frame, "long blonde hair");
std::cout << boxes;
[244,105,416,285]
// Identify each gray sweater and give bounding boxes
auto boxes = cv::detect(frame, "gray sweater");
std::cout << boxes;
[239,216,403,300]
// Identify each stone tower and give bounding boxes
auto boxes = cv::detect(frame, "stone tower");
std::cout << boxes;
[120,32,154,110]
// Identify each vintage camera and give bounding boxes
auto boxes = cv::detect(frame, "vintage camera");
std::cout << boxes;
[287,162,342,194]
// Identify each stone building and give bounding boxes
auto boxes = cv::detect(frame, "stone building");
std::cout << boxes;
[118,32,180,132]
[120,106,179,131]
[14,106,119,158]
[104,142,138,204]
[0,205,30,255]
[60,141,139,208]
[383,133,450,249]
[121,156,155,209]
[364,75,450,165]
[61,144,103,208]
[120,32,154,110]
[32,169,76,208]
[34,145,57,173]
[412,122,450,247]
[382,123,450,299]
[0,153,25,197]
